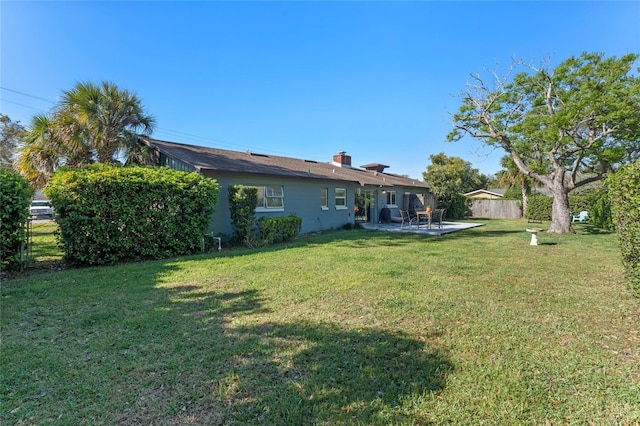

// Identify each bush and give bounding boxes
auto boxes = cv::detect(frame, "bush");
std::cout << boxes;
[585,189,614,231]
[606,161,640,296]
[526,194,593,223]
[438,193,467,219]
[45,165,219,265]
[228,185,258,245]
[0,169,34,271]
[258,215,302,244]
[526,195,553,221]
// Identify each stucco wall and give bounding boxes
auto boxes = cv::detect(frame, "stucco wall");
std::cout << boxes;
[202,171,359,236]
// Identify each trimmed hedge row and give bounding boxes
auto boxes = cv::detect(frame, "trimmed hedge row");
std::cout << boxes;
[606,161,640,296]
[258,215,302,244]
[45,165,219,265]
[525,194,595,222]
[0,169,34,271]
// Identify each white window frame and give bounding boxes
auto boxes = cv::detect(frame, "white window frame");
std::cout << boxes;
[256,185,285,212]
[320,187,328,210]
[386,190,397,207]
[335,188,347,210]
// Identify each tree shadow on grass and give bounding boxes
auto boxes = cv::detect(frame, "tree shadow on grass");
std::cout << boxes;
[575,224,615,235]
[113,284,452,425]
[225,321,452,425]
[4,259,451,425]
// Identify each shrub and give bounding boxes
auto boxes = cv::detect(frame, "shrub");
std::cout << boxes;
[45,165,219,265]
[606,161,640,296]
[526,194,594,222]
[526,195,553,221]
[0,169,34,271]
[258,215,302,244]
[228,185,258,245]
[438,193,467,219]
[585,189,614,231]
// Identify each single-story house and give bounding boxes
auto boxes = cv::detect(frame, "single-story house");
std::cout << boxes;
[139,137,432,236]
[464,189,506,199]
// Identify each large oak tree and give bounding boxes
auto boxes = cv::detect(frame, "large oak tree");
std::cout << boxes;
[448,52,640,234]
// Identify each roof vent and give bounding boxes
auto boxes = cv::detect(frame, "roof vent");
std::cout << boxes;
[360,163,389,173]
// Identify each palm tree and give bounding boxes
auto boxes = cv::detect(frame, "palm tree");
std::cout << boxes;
[16,81,155,188]
[58,81,155,164]
[496,155,532,215]
[14,114,69,189]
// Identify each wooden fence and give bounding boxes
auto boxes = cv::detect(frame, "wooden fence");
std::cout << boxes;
[467,199,522,219]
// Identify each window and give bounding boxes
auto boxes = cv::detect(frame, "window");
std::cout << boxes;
[335,188,347,209]
[257,185,284,210]
[320,187,328,210]
[386,190,397,206]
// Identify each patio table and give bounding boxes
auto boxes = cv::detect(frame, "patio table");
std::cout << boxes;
[416,210,432,228]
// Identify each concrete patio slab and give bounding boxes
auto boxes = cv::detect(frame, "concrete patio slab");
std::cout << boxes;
[361,221,484,236]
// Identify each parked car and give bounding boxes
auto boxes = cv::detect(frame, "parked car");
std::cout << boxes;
[30,200,54,218]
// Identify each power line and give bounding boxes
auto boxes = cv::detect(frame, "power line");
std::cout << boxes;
[0,87,56,104]
[0,85,289,155]
[0,98,47,112]
[0,86,423,174]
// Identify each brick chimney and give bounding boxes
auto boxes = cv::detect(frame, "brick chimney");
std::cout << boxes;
[332,151,352,167]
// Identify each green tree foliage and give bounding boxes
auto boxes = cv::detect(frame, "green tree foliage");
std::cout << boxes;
[0,114,25,170]
[449,53,640,234]
[496,155,533,212]
[606,161,640,295]
[228,185,258,245]
[44,165,218,266]
[16,81,155,188]
[422,153,488,216]
[0,169,34,271]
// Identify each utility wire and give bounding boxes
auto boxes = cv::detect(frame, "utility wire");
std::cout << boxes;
[0,87,56,104]
[1,85,293,156]
[0,86,424,175]
[0,98,47,112]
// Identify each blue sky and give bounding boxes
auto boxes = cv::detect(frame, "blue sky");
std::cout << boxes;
[1,1,639,178]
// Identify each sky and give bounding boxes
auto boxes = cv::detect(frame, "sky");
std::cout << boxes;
[1,1,639,179]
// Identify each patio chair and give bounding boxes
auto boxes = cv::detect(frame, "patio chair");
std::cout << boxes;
[430,209,445,230]
[399,210,416,229]
[572,210,588,223]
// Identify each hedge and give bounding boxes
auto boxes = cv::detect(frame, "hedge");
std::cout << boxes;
[258,215,302,244]
[606,161,640,296]
[228,185,258,245]
[526,194,595,222]
[0,169,34,271]
[45,165,219,265]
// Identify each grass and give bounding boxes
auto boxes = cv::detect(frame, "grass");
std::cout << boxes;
[1,219,639,425]
[27,220,64,265]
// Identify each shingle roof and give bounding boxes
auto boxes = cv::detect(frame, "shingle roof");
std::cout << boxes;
[140,137,429,190]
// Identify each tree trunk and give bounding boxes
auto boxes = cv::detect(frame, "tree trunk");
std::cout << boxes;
[547,184,575,234]
[521,181,529,218]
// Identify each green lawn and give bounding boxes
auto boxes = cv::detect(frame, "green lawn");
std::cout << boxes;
[2,220,638,425]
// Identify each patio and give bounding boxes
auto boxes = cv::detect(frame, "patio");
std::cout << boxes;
[361,221,484,236]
